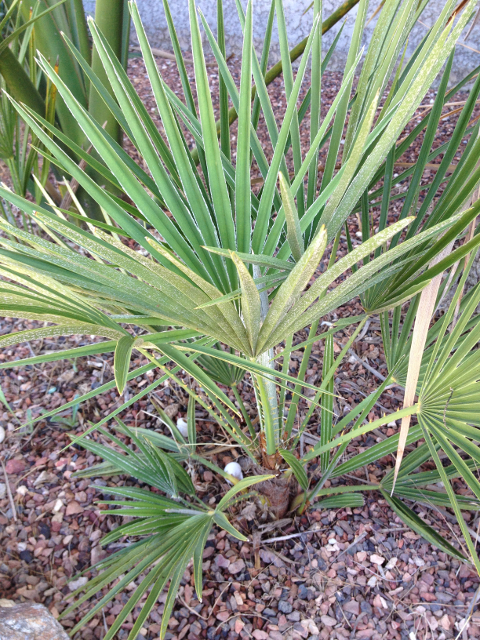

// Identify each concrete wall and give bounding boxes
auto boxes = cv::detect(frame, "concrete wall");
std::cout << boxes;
[84,1,480,81]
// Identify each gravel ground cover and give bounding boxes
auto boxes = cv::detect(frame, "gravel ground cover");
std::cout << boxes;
[0,52,480,640]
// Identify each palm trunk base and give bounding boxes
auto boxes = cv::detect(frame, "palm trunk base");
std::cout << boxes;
[253,465,297,519]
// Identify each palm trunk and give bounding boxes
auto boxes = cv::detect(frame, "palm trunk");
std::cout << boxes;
[255,467,296,519]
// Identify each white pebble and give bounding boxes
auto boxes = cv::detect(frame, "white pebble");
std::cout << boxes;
[68,576,88,592]
[224,461,243,483]
[176,417,188,438]
[0,426,5,444]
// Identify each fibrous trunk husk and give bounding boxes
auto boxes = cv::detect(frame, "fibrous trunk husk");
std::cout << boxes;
[253,464,297,519]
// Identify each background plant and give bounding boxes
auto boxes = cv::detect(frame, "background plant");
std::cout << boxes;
[0,0,66,206]
[0,0,480,637]
[0,0,130,217]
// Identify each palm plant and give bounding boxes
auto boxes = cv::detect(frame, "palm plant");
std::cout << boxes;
[0,0,480,636]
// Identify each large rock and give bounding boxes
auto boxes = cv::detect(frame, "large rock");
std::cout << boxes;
[0,602,69,640]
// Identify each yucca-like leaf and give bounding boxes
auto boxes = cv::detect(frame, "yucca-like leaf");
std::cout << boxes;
[187,0,238,290]
[251,12,320,254]
[307,0,322,210]
[115,423,184,454]
[232,0,286,168]
[0,340,118,369]
[173,342,330,400]
[332,426,423,478]
[150,341,240,417]
[266,49,363,258]
[275,0,305,218]
[319,0,367,204]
